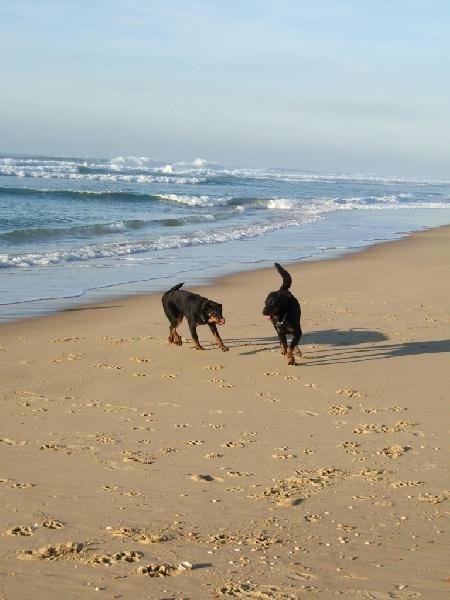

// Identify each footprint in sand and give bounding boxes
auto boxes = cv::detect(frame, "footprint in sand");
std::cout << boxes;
[90,550,142,565]
[353,423,387,434]
[339,441,362,451]
[222,441,244,449]
[354,421,415,434]
[190,474,224,483]
[11,482,33,489]
[418,491,448,504]
[329,404,351,415]
[42,519,64,529]
[272,453,296,459]
[304,514,322,523]
[18,542,83,561]
[379,445,408,458]
[109,527,170,544]
[96,434,118,444]
[6,526,34,536]
[121,451,154,464]
[337,389,366,398]
[204,365,223,370]
[39,443,66,451]
[391,480,424,488]
[136,563,178,577]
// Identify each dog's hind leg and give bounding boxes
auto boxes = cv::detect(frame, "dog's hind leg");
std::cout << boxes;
[208,323,229,352]
[168,316,183,345]
[289,331,303,364]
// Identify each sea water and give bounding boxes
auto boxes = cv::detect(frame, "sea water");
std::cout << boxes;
[1,153,449,322]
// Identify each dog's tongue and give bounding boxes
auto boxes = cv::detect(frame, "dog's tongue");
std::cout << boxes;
[219,318,225,325]
[265,315,271,320]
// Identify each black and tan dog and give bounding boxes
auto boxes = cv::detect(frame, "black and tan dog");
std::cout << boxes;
[162,283,229,352]
[262,263,302,365]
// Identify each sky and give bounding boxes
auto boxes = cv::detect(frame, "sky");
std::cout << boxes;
[1,1,449,179]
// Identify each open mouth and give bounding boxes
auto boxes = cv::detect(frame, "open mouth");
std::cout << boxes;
[264,315,271,320]
[210,316,226,325]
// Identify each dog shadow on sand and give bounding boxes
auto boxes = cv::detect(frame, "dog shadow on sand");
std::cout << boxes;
[302,328,450,365]
[236,329,449,365]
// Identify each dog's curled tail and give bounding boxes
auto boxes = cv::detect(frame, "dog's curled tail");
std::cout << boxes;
[164,282,184,296]
[275,263,292,291]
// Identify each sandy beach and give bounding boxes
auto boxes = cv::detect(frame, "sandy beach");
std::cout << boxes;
[1,225,449,600]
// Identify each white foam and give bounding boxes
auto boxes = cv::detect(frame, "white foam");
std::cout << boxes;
[157,194,228,206]
[267,198,294,210]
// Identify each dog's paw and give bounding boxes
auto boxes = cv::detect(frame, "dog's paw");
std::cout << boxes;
[221,347,229,352]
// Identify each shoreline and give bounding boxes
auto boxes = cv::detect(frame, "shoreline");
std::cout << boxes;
[1,221,448,327]
[1,225,449,599]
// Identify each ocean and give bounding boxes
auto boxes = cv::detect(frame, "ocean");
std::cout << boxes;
[1,153,449,323]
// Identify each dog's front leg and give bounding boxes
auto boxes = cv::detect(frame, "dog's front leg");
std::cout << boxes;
[277,331,295,364]
[208,323,229,352]
[188,321,204,350]
[277,330,288,355]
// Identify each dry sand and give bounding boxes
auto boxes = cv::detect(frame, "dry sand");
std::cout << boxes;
[0,226,449,600]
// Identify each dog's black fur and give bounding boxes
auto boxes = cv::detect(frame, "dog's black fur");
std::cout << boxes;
[262,263,302,365]
[162,283,228,352]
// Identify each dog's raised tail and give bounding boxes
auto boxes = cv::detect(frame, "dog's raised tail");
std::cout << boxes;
[164,282,184,296]
[275,263,292,291]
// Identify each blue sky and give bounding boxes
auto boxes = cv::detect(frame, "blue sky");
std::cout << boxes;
[1,1,449,178]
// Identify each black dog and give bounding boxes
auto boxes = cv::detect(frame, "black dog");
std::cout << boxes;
[162,283,229,352]
[262,263,302,365]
